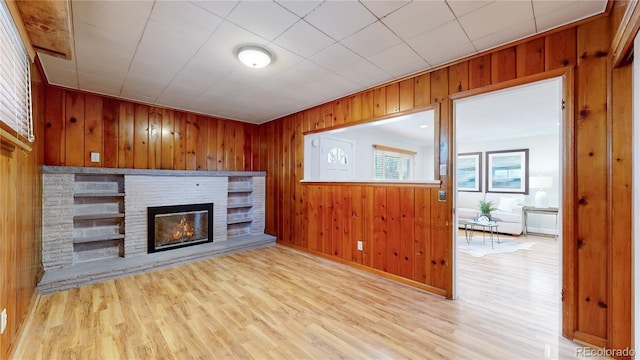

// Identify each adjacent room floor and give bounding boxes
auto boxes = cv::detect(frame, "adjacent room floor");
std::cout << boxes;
[14,236,601,359]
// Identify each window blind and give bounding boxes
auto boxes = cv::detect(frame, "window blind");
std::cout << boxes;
[0,0,33,142]
[373,145,415,181]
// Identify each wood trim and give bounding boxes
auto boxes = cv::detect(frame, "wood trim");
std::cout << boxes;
[608,64,633,355]
[0,127,32,152]
[372,144,417,155]
[449,67,573,101]
[6,292,39,359]
[301,181,441,188]
[573,331,607,349]
[610,1,640,68]
[561,67,576,340]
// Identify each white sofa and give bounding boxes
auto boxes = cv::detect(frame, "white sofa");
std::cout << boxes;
[457,192,524,235]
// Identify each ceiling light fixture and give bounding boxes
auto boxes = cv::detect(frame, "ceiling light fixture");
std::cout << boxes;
[419,124,429,128]
[237,45,272,69]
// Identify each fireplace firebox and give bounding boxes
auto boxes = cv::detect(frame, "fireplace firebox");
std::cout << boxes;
[147,203,213,253]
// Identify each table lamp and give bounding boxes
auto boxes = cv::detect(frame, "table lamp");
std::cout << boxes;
[530,175,553,208]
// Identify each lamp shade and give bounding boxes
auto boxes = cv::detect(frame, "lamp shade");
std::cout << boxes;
[530,175,553,190]
[237,46,272,69]
[530,175,553,208]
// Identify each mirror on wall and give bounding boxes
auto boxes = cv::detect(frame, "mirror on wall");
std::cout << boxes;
[303,108,436,182]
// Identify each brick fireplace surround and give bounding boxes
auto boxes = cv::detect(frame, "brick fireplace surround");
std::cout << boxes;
[39,166,275,294]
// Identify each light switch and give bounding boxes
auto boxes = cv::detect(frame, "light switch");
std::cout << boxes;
[90,152,100,163]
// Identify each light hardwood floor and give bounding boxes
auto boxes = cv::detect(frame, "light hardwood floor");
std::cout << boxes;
[14,236,601,359]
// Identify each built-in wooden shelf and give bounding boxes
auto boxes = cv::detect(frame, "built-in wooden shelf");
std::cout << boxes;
[74,213,125,221]
[227,203,253,209]
[227,218,252,225]
[73,234,125,244]
[74,193,125,197]
[228,188,253,193]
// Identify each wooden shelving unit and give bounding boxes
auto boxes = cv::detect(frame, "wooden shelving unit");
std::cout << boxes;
[227,176,254,238]
[72,174,125,263]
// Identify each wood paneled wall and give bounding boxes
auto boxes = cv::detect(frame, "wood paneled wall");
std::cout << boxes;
[258,14,632,351]
[0,68,44,358]
[301,183,448,294]
[43,87,261,171]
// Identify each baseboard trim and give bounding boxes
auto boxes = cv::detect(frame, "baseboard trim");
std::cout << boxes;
[8,292,40,360]
[277,242,448,298]
[526,227,558,236]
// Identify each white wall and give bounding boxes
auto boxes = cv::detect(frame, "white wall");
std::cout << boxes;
[304,131,435,181]
[458,134,560,233]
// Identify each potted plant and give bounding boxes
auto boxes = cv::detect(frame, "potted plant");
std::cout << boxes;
[479,200,496,219]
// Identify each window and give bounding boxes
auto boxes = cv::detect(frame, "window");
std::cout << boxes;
[373,145,416,180]
[0,1,33,142]
[327,147,347,164]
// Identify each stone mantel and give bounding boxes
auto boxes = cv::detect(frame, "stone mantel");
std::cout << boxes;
[42,165,266,177]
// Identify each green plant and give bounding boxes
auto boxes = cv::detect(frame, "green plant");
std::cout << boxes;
[479,200,496,215]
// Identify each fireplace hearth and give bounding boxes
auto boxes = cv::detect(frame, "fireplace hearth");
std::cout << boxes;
[148,203,214,253]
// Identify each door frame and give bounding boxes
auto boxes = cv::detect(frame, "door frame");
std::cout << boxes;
[447,67,575,339]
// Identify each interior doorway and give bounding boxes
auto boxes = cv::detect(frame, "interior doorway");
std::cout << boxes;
[451,77,564,342]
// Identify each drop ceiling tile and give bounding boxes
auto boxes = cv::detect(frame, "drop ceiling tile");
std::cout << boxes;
[274,20,335,58]
[73,23,136,71]
[267,60,331,89]
[275,0,322,18]
[445,0,492,17]
[158,73,214,106]
[189,21,267,70]
[150,1,222,34]
[226,1,300,41]
[319,73,362,95]
[458,1,533,41]
[381,1,454,39]
[341,21,402,58]
[534,0,607,32]
[408,20,476,67]
[38,53,78,88]
[301,73,362,103]
[73,0,152,37]
[77,72,123,96]
[472,18,536,52]
[73,8,145,55]
[368,43,429,78]
[190,0,238,18]
[310,43,362,72]
[132,19,209,76]
[170,62,232,98]
[360,0,410,18]
[194,75,256,104]
[127,58,176,85]
[304,1,377,41]
[155,90,193,110]
[337,59,392,88]
[120,75,168,102]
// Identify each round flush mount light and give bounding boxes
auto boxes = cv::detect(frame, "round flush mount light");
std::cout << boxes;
[237,45,272,69]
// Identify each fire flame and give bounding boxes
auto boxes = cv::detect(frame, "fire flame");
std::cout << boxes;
[170,217,195,241]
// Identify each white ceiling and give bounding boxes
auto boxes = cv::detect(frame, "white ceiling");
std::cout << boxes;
[455,77,562,142]
[38,0,606,124]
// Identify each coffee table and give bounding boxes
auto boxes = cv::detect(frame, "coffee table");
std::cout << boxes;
[459,219,501,249]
